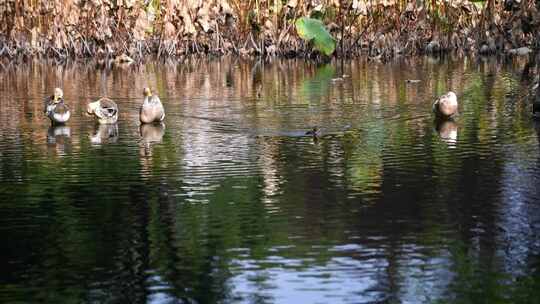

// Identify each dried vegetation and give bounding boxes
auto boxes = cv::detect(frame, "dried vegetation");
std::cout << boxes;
[0,0,540,60]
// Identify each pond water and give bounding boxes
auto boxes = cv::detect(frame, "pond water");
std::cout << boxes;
[1,57,540,303]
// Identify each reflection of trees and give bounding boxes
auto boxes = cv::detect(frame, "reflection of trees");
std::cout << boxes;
[0,141,153,302]
[2,57,540,303]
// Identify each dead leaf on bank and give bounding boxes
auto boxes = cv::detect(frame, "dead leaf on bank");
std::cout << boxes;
[30,27,38,48]
[222,41,232,51]
[313,4,323,12]
[405,2,415,13]
[239,47,249,56]
[329,0,340,8]
[265,20,274,31]
[352,0,367,15]
[166,0,181,13]
[115,53,134,63]
[134,9,149,40]
[197,2,212,33]
[327,22,339,31]
[163,21,176,40]
[379,0,393,7]
[54,29,68,49]
[287,0,298,9]
[221,1,233,16]
[65,4,80,26]
[180,6,196,35]
[122,0,136,9]
[266,44,277,55]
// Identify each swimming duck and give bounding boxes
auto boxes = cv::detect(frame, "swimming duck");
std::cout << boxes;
[433,91,458,119]
[305,126,321,138]
[140,87,165,124]
[87,97,119,124]
[44,88,71,125]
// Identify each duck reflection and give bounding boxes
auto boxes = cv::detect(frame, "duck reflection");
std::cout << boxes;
[435,119,458,147]
[139,123,165,157]
[140,123,165,144]
[47,125,71,155]
[47,125,71,143]
[90,123,118,145]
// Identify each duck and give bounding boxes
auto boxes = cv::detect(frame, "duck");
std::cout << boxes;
[305,126,321,138]
[44,88,71,125]
[433,91,458,119]
[86,97,119,124]
[140,87,165,124]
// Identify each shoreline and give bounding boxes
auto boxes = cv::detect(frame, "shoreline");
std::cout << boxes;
[1,1,539,62]
[0,36,537,63]
[0,45,537,66]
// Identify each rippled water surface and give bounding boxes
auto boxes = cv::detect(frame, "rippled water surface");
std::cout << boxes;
[1,57,540,303]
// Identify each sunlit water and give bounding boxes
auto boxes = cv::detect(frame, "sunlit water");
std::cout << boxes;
[1,57,540,303]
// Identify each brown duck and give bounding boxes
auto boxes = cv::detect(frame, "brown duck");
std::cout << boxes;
[140,87,165,124]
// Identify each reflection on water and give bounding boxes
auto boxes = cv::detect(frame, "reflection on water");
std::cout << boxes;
[47,125,71,143]
[1,57,540,303]
[435,119,458,147]
[140,123,165,145]
[90,123,118,145]
[47,125,71,156]
[139,123,165,167]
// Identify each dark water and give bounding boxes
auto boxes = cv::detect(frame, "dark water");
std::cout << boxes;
[1,57,540,303]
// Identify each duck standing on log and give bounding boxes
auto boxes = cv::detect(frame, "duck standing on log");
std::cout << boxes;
[433,91,458,119]
[44,88,71,125]
[140,87,165,124]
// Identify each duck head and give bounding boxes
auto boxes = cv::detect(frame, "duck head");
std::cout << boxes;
[306,126,320,136]
[143,87,152,97]
[53,88,64,103]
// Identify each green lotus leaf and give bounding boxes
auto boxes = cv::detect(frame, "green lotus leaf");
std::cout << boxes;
[295,17,336,56]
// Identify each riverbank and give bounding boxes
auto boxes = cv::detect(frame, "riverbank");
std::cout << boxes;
[1,0,539,61]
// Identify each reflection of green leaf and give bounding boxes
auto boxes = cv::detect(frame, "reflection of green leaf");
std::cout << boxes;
[295,17,336,56]
[300,64,335,103]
